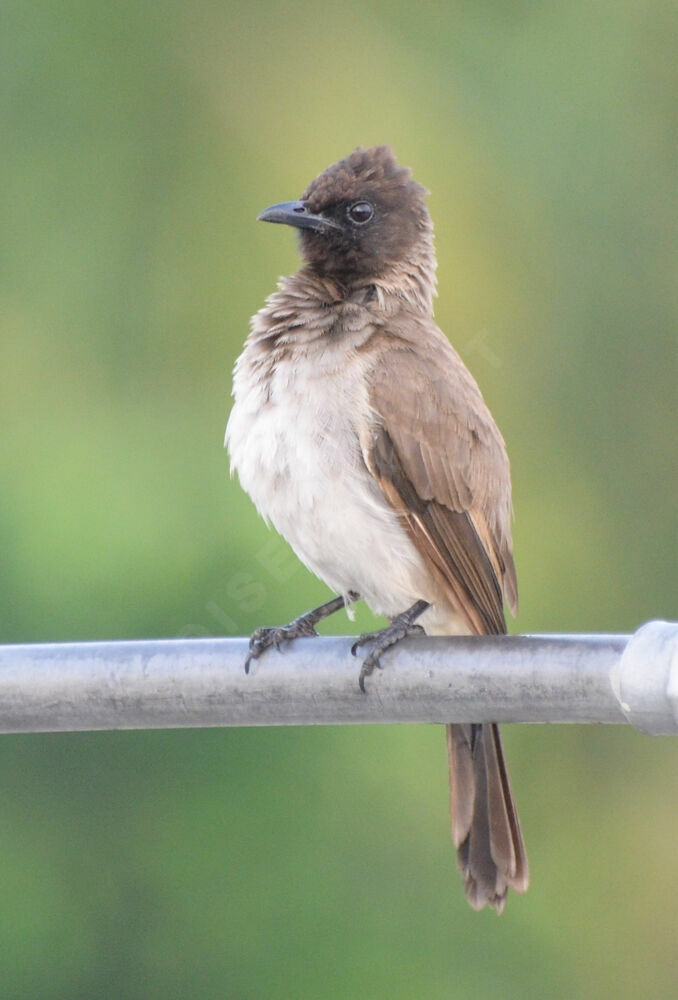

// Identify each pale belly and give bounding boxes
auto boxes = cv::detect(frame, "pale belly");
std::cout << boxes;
[226,338,472,635]
[227,374,440,620]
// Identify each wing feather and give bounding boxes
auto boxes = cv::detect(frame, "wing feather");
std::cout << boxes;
[363,319,517,632]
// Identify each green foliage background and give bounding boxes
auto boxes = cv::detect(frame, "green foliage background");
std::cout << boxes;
[2,2,677,996]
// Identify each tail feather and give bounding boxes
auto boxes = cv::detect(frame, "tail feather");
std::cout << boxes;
[446,722,528,913]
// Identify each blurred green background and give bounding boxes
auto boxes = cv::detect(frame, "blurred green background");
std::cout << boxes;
[1,1,677,996]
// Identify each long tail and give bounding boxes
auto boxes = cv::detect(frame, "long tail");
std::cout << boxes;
[446,722,529,913]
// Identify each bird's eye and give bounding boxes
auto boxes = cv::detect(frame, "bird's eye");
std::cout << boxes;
[347,201,374,224]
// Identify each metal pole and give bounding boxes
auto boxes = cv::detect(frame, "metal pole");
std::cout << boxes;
[0,621,676,735]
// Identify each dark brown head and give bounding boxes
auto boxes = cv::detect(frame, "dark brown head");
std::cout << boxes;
[258,146,432,285]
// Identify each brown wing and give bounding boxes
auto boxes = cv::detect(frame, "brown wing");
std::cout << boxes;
[362,319,517,635]
[361,319,527,909]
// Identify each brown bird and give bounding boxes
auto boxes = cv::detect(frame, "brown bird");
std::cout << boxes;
[226,146,528,912]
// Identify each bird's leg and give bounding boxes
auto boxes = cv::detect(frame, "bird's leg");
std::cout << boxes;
[352,599,430,693]
[245,591,360,673]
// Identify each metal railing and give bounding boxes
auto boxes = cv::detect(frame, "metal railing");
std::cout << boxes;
[0,620,676,735]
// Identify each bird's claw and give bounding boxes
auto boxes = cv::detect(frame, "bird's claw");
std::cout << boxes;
[244,620,319,673]
[352,619,426,692]
[358,651,383,693]
[353,632,391,693]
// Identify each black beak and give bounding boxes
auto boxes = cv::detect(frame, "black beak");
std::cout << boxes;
[257,200,338,233]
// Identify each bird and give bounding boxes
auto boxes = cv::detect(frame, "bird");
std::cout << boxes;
[225,145,528,912]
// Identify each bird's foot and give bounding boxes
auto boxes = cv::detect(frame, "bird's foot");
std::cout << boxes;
[245,616,319,673]
[244,593,358,673]
[351,599,430,693]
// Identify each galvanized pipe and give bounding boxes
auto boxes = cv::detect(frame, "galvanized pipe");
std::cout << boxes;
[0,621,676,735]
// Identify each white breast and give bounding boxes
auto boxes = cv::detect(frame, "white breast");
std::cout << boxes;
[225,336,434,619]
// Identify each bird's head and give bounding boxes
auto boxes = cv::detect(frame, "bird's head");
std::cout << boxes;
[258,146,434,289]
